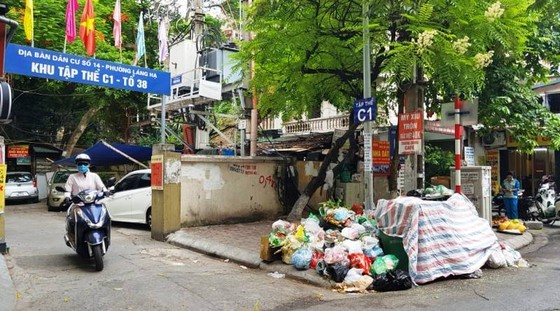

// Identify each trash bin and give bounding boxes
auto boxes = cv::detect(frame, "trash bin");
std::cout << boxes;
[378,231,409,271]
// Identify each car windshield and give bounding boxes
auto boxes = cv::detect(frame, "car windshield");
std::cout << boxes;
[7,173,33,183]
[53,171,74,183]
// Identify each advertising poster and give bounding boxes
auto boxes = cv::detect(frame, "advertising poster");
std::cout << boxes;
[486,149,500,194]
[150,155,163,190]
[7,144,29,158]
[372,140,390,176]
[398,112,423,154]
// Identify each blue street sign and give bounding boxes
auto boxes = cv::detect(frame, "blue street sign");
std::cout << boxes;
[5,44,171,95]
[353,97,376,123]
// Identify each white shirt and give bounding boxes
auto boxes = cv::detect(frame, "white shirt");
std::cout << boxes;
[64,172,107,196]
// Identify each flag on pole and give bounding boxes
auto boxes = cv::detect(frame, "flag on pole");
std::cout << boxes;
[65,0,79,43]
[79,0,96,56]
[113,0,122,48]
[135,12,146,63]
[158,17,169,64]
[23,0,34,42]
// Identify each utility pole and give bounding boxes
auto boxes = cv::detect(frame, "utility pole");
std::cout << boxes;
[362,0,374,210]
[247,0,258,156]
[0,3,17,253]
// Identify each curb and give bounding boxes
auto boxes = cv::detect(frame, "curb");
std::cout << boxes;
[0,254,16,311]
[166,232,262,268]
[497,231,533,250]
[166,232,333,288]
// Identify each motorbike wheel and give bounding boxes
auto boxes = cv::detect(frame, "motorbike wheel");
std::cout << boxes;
[92,244,104,271]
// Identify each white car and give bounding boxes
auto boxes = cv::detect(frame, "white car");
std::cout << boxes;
[102,169,152,228]
[5,171,39,204]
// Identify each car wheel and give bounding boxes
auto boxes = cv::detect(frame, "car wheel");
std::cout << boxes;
[33,197,39,203]
[146,207,152,230]
[47,203,54,212]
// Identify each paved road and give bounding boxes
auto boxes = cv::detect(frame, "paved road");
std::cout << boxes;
[4,202,336,310]
[4,201,560,311]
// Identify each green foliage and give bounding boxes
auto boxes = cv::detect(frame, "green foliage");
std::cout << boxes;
[2,0,181,149]
[425,144,454,183]
[239,0,543,121]
[238,0,560,154]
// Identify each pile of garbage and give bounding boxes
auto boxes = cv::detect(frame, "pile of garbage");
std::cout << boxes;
[267,201,412,293]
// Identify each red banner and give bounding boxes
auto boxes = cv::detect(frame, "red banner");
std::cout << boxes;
[398,112,423,154]
[372,140,390,176]
[7,145,29,158]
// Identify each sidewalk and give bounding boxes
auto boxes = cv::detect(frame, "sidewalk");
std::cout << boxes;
[0,220,535,311]
[166,220,535,288]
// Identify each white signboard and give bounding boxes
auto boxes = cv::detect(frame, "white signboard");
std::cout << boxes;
[363,134,372,172]
[441,99,478,127]
[464,146,475,166]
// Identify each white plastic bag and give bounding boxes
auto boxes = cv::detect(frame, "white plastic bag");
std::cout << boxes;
[342,239,363,254]
[486,249,507,268]
[343,268,364,285]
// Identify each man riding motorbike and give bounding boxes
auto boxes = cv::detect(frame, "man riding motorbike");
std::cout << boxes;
[63,153,107,205]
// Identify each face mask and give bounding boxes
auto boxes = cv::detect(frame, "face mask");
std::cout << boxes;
[77,164,89,173]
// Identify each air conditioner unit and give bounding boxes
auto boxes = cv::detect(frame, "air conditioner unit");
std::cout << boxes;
[482,131,506,147]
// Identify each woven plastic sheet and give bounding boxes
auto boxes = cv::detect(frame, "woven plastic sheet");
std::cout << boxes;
[374,194,500,284]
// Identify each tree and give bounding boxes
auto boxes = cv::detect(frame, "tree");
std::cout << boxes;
[3,0,177,152]
[239,0,560,219]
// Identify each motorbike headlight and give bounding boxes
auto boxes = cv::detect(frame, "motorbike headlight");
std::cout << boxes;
[77,191,98,204]
[76,207,107,229]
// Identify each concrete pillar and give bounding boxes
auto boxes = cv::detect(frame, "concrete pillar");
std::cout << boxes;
[151,144,181,241]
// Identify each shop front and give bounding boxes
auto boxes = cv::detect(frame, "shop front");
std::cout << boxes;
[487,133,556,197]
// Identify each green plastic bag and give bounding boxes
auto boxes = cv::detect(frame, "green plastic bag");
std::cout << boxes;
[307,213,320,224]
[370,254,400,276]
[269,232,284,247]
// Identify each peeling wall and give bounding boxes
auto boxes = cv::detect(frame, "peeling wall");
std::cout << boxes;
[180,156,284,226]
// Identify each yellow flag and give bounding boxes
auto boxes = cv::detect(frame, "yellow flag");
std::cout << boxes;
[24,0,34,41]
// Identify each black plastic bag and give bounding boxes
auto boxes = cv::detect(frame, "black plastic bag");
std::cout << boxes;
[326,263,350,283]
[369,269,412,292]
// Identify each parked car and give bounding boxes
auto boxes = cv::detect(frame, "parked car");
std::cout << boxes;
[5,171,39,204]
[101,169,152,228]
[46,168,77,211]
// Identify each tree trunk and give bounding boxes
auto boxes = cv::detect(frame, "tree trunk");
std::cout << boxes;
[63,106,100,156]
[388,87,405,196]
[287,121,360,221]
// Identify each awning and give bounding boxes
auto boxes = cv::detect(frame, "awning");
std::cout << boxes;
[32,145,62,154]
[54,141,152,167]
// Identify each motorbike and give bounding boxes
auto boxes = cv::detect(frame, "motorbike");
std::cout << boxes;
[527,175,560,224]
[57,187,111,271]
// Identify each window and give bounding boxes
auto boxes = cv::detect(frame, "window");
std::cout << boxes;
[7,173,32,183]
[114,175,139,192]
[138,173,151,188]
[546,93,560,113]
[53,171,73,183]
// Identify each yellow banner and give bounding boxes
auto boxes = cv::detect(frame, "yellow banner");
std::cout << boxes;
[506,133,551,147]
[0,164,6,213]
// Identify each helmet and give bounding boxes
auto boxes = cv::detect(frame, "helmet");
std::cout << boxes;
[75,153,91,164]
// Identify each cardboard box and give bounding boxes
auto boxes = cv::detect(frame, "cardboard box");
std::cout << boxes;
[431,176,451,188]
[259,235,281,262]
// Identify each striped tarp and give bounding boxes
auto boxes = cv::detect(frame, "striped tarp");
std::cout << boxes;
[374,193,499,284]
